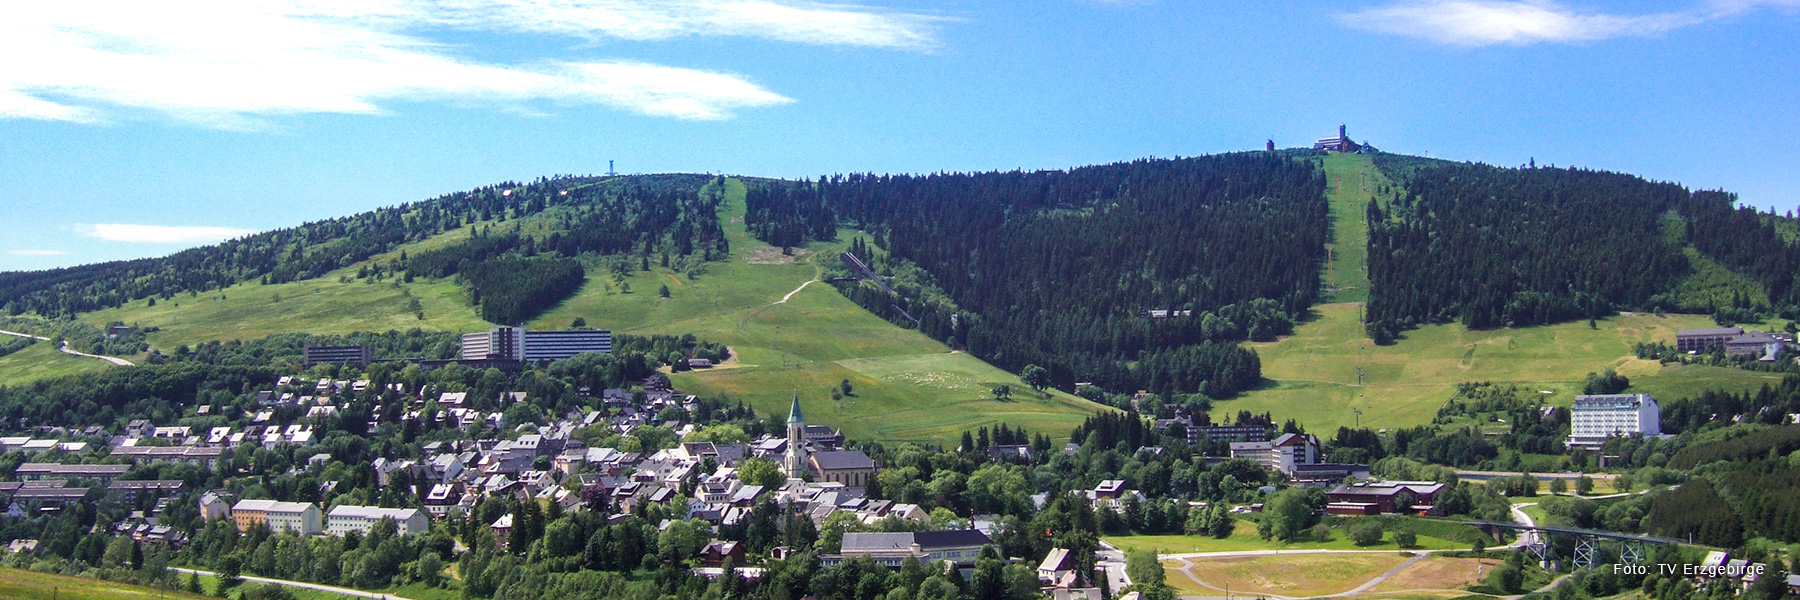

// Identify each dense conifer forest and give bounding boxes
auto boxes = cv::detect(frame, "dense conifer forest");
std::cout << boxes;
[1366,157,1800,341]
[1365,159,1692,341]
[745,152,1328,396]
[1680,190,1800,308]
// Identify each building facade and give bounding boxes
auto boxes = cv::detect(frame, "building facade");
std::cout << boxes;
[810,451,878,488]
[326,505,430,536]
[231,499,322,534]
[1568,394,1661,449]
[1229,433,1317,474]
[522,329,614,362]
[461,326,525,361]
[1676,328,1744,353]
[302,344,372,367]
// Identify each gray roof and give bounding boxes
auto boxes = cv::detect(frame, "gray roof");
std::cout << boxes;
[1678,327,1744,337]
[1573,394,1657,410]
[811,450,877,471]
[1729,332,1781,344]
[841,532,914,552]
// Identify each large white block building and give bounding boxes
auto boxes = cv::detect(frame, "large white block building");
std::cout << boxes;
[1568,394,1660,449]
[326,505,430,537]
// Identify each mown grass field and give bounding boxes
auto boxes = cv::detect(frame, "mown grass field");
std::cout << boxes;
[0,568,216,600]
[1220,302,1730,431]
[1320,153,1381,304]
[1107,516,1487,555]
[1367,556,1493,595]
[0,341,113,386]
[1164,552,1412,598]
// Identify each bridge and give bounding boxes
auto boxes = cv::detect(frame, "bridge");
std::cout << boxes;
[1467,521,1678,569]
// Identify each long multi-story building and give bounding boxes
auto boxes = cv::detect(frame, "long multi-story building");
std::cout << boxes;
[1568,394,1661,449]
[461,326,525,361]
[326,505,430,536]
[1676,328,1744,353]
[1229,433,1317,473]
[459,327,613,363]
[231,499,321,534]
[15,463,130,482]
[303,344,372,367]
[522,329,614,362]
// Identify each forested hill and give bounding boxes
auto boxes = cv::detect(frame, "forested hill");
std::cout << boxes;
[747,151,1331,396]
[1366,156,1800,342]
[0,174,721,320]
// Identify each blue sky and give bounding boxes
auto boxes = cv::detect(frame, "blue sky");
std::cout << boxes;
[3,0,1797,270]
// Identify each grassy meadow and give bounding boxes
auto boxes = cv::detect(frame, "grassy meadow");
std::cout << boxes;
[0,568,216,600]
[1164,552,1413,598]
[0,341,113,387]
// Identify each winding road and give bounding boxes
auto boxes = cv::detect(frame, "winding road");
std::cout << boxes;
[0,329,136,366]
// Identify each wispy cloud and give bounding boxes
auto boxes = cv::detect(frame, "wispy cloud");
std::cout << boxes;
[1338,0,1800,46]
[80,224,258,244]
[0,1,938,126]
[7,250,69,256]
[413,0,945,49]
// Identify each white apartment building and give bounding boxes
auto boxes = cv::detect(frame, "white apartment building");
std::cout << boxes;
[326,505,430,537]
[1229,432,1317,474]
[1568,394,1660,449]
[232,499,322,535]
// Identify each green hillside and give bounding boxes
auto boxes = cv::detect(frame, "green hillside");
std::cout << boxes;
[534,178,1104,445]
[76,221,497,349]
[52,177,1102,445]
[0,342,112,385]
[1215,153,1788,432]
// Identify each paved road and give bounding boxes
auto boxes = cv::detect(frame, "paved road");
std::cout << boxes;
[0,329,136,366]
[172,567,416,600]
[58,340,135,365]
[0,329,49,341]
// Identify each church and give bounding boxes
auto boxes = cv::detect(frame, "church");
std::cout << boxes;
[783,394,879,488]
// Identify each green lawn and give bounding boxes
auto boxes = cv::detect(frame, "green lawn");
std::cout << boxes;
[0,568,216,600]
[1106,517,1481,555]
[1220,302,1731,431]
[0,341,114,387]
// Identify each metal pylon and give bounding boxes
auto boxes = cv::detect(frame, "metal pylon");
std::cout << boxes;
[1573,536,1598,570]
[1621,541,1646,565]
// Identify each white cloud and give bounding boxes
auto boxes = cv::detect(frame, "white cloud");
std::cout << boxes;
[81,224,258,244]
[1338,0,1799,46]
[7,250,70,256]
[415,0,945,49]
[0,0,938,126]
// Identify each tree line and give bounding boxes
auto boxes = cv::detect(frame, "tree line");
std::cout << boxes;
[744,152,1329,397]
[1365,158,1692,341]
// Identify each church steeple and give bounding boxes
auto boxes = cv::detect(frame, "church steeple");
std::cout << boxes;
[784,392,808,477]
